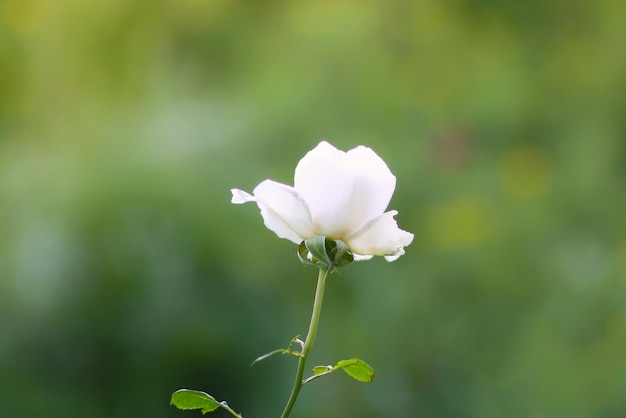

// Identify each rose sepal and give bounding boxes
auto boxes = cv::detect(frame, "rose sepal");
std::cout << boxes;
[297,236,354,272]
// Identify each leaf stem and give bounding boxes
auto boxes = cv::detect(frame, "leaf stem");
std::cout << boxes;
[279,267,330,418]
[220,402,243,418]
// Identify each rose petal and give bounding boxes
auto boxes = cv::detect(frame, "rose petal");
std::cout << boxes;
[231,188,255,204]
[384,248,405,262]
[346,210,414,260]
[294,141,396,238]
[231,180,314,244]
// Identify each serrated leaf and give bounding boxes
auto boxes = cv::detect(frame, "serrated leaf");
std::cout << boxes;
[171,389,220,413]
[334,358,375,383]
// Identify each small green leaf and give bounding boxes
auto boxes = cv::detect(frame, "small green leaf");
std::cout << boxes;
[304,360,374,385]
[171,389,220,413]
[303,365,335,384]
[334,358,375,383]
[312,365,333,376]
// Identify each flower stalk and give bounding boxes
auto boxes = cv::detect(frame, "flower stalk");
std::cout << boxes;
[280,267,330,418]
[172,141,410,417]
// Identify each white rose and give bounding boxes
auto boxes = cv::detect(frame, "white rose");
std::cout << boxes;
[231,141,413,261]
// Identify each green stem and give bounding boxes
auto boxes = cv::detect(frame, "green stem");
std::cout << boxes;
[220,402,243,418]
[279,267,330,418]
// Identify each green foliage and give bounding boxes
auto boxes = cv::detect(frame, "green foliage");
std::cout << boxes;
[171,390,220,414]
[335,359,375,383]
[171,390,242,417]
[304,358,375,384]
[312,365,333,376]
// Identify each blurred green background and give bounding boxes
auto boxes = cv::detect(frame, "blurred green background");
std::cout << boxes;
[1,1,625,417]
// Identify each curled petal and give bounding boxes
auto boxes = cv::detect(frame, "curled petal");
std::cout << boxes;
[345,211,414,261]
[384,248,405,262]
[231,188,255,204]
[294,141,396,238]
[231,180,314,244]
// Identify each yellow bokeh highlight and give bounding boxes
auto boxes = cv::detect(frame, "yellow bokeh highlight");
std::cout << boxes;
[1,0,44,34]
[499,145,551,199]
[427,198,496,251]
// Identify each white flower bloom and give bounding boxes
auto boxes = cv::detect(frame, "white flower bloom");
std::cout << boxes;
[231,141,413,261]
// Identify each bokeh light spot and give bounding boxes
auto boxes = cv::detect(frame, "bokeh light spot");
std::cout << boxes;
[427,198,496,251]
